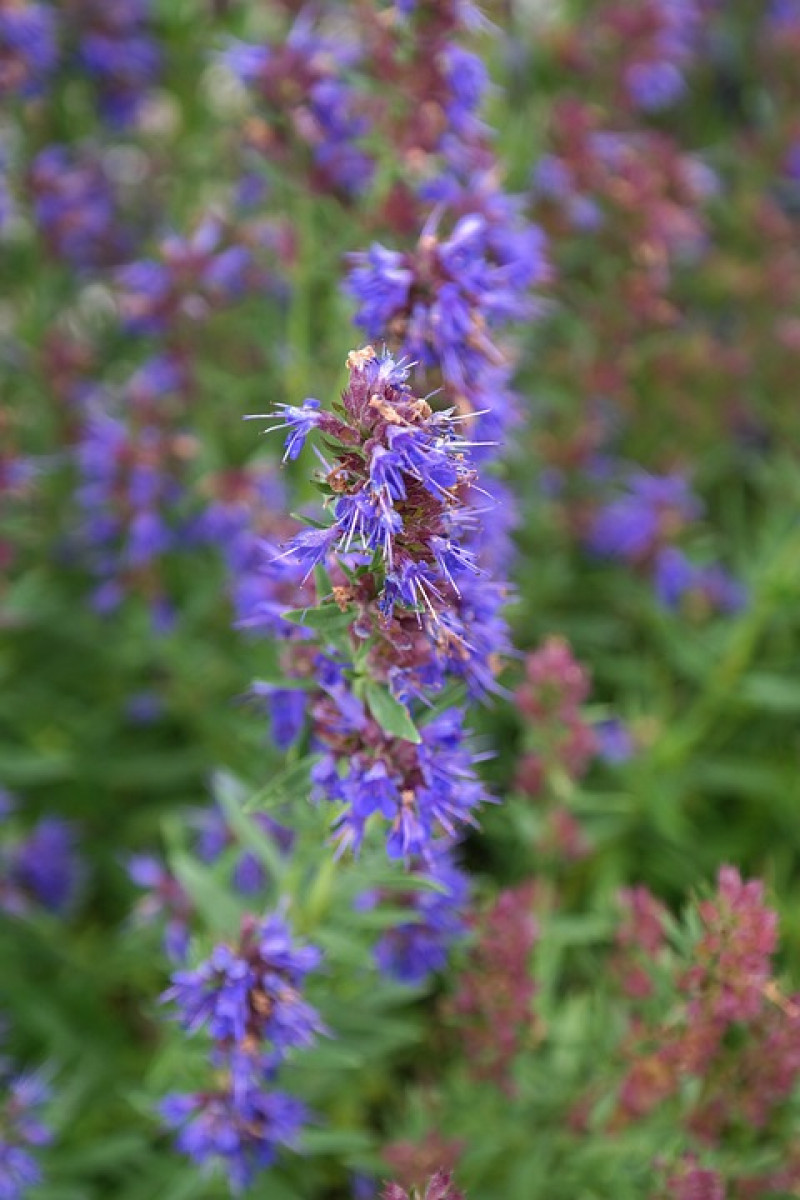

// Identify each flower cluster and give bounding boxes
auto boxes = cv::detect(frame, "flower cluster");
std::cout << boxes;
[613,885,669,1000]
[161,911,322,1190]
[258,346,502,860]
[70,0,161,127]
[0,1061,51,1200]
[514,637,626,860]
[313,703,491,862]
[357,843,470,984]
[443,883,538,1091]
[348,210,546,431]
[74,354,194,620]
[612,869,800,1186]
[0,0,159,123]
[115,218,260,336]
[272,347,477,583]
[0,1,57,100]
[223,12,372,198]
[29,143,141,269]
[271,347,509,686]
[531,100,715,326]
[586,470,745,616]
[383,1169,465,1200]
[655,1157,724,1200]
[554,0,705,114]
[515,637,597,782]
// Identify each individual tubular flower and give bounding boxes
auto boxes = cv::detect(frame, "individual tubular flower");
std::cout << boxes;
[127,854,192,963]
[0,2,57,100]
[222,11,372,198]
[161,911,322,1190]
[0,1064,52,1200]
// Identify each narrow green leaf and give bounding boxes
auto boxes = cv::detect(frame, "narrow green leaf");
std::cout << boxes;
[243,755,318,812]
[283,604,353,635]
[364,683,421,744]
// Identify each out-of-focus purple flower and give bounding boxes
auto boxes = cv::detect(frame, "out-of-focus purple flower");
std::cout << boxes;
[624,60,686,112]
[0,787,14,820]
[587,472,701,563]
[441,44,488,136]
[768,0,800,32]
[160,1068,309,1193]
[594,718,635,764]
[30,144,137,268]
[0,1064,52,1200]
[351,1172,378,1200]
[128,854,192,962]
[74,355,194,613]
[74,0,161,126]
[348,211,547,426]
[190,802,293,897]
[164,912,322,1050]
[222,13,372,196]
[366,845,470,984]
[249,683,308,751]
[115,218,257,334]
[124,690,164,725]
[0,2,58,99]
[655,547,747,615]
[8,818,83,915]
[786,141,800,183]
[161,911,322,1189]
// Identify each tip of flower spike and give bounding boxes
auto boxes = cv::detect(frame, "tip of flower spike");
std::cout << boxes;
[346,345,376,370]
